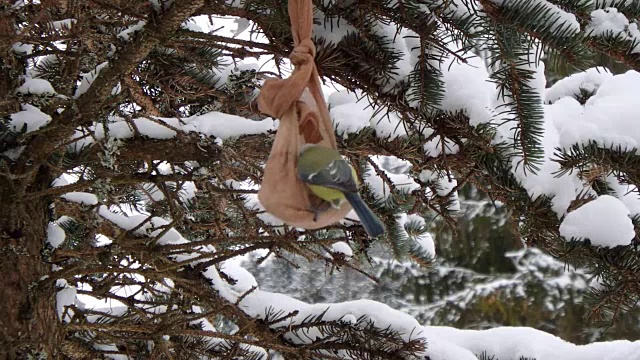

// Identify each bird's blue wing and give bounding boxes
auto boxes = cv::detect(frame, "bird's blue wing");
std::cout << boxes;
[299,159,358,193]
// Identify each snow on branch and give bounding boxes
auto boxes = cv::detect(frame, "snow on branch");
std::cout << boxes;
[586,7,640,54]
[69,112,276,150]
[78,216,638,359]
[424,326,640,360]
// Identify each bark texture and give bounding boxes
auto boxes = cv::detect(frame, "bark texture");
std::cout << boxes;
[0,167,60,359]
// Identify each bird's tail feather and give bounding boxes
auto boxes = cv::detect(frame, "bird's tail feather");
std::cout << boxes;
[344,192,385,237]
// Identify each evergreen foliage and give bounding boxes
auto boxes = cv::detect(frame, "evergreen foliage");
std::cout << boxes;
[244,186,640,344]
[1,0,639,358]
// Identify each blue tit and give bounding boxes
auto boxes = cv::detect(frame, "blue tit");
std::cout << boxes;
[297,144,385,238]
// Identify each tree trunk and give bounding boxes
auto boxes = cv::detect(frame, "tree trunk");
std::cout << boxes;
[0,165,62,359]
[0,9,63,357]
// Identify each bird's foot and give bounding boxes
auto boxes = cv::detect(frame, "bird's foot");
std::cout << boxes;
[309,201,332,222]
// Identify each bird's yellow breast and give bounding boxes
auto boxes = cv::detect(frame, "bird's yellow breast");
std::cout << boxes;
[308,184,346,208]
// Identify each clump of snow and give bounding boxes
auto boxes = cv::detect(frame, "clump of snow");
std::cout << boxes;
[424,326,640,360]
[71,113,276,150]
[219,260,258,294]
[47,223,66,248]
[424,135,459,157]
[183,112,276,141]
[74,62,109,98]
[328,90,357,108]
[586,8,640,53]
[489,0,580,32]
[232,17,251,37]
[413,231,435,258]
[340,313,357,325]
[110,117,179,139]
[117,20,146,41]
[607,176,640,217]
[559,195,635,247]
[56,279,78,322]
[438,55,495,127]
[498,60,591,217]
[98,206,187,245]
[226,180,285,228]
[512,100,590,216]
[179,181,197,201]
[328,90,407,140]
[576,70,640,149]
[546,70,640,152]
[9,104,52,133]
[372,112,408,139]
[52,173,78,187]
[97,206,209,263]
[330,241,353,258]
[364,156,419,202]
[424,335,478,360]
[372,24,412,90]
[61,192,99,206]
[313,10,358,44]
[492,66,640,222]
[207,262,427,346]
[545,67,612,104]
[397,213,436,258]
[16,78,56,95]
[12,42,33,55]
[111,82,121,96]
[546,96,592,148]
[181,19,203,32]
[214,62,261,92]
[29,55,60,78]
[419,170,461,212]
[330,92,370,136]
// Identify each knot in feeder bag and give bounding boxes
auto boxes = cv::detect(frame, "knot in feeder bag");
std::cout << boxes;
[257,0,351,229]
